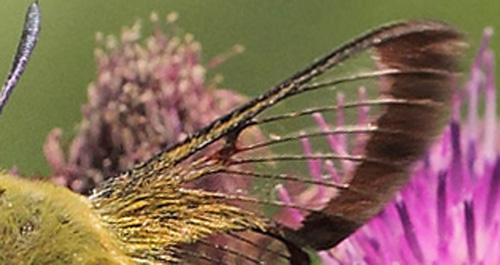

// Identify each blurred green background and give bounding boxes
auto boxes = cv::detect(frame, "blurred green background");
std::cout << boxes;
[0,0,498,176]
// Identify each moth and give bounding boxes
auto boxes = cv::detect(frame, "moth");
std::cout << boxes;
[0,2,464,265]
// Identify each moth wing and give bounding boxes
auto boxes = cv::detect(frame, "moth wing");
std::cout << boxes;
[92,21,464,264]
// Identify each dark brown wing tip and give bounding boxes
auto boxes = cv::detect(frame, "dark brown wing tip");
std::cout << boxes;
[279,20,465,253]
[370,20,465,160]
[376,20,466,74]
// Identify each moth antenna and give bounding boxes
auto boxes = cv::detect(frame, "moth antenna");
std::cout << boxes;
[0,1,41,117]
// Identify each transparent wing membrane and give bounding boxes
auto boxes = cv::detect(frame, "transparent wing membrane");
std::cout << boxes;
[91,20,464,264]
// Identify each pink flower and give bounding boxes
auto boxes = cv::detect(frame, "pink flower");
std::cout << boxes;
[44,13,246,194]
[290,28,499,264]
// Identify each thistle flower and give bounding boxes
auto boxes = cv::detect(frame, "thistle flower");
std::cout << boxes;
[43,13,246,194]
[285,29,499,264]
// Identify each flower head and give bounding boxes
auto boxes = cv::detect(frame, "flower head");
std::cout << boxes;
[313,28,499,264]
[44,14,246,194]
